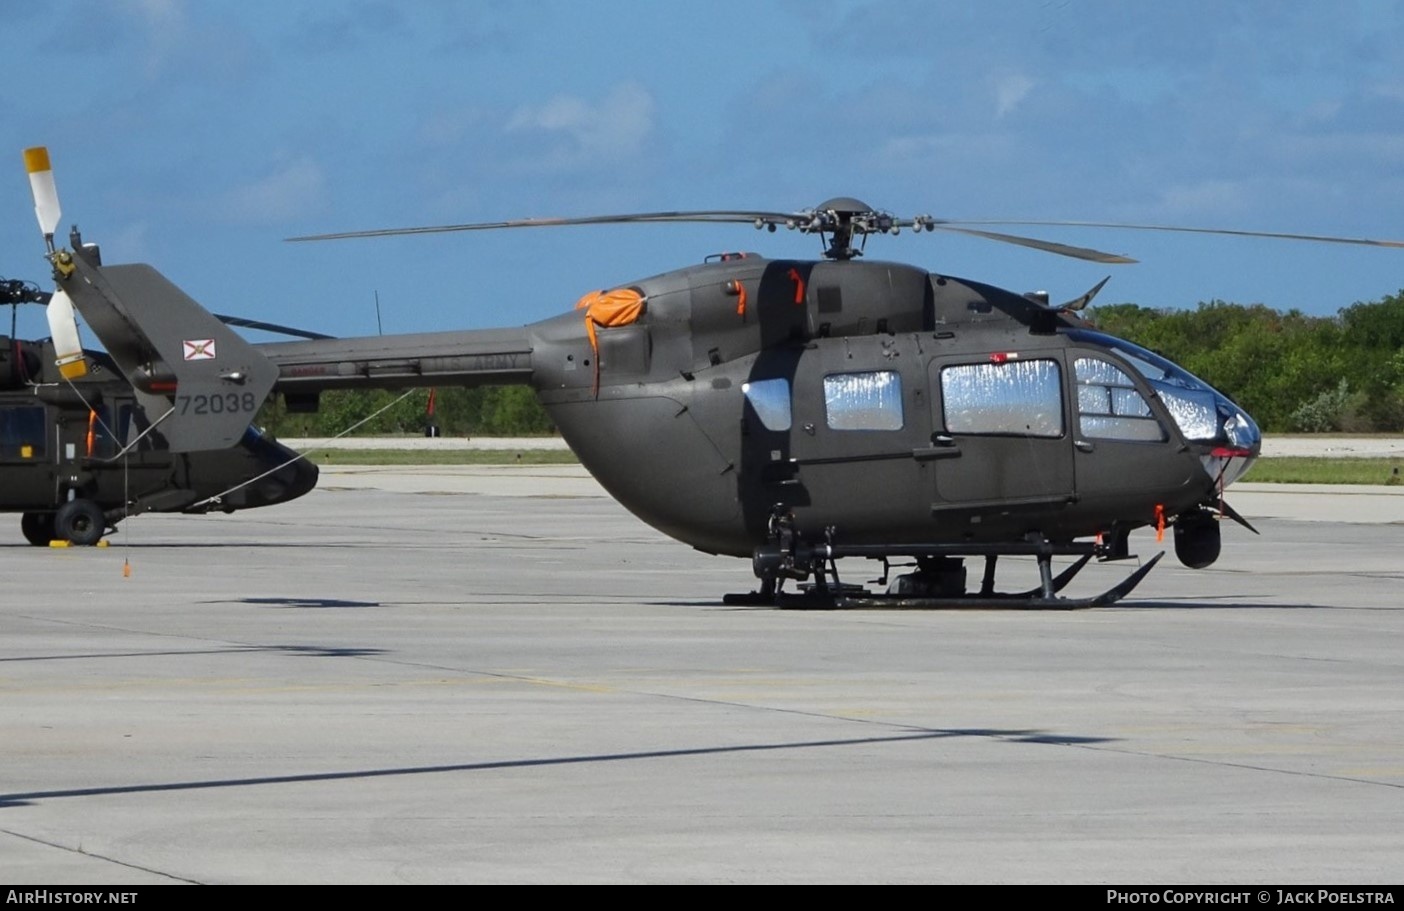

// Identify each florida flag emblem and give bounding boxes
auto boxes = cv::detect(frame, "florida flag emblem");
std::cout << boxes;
[183,339,217,361]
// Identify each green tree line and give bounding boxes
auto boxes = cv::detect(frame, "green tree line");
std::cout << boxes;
[256,290,1404,437]
[1088,290,1404,432]
[257,385,555,438]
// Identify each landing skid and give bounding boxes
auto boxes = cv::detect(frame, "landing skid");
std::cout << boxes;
[771,553,1163,610]
[723,529,1164,609]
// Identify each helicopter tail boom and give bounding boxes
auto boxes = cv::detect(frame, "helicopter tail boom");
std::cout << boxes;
[258,328,534,393]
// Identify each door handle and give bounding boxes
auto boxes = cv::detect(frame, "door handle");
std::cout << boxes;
[1075,439,1095,452]
[913,446,960,461]
[915,435,961,461]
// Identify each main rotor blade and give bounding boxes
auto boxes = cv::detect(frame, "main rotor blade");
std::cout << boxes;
[215,313,335,340]
[288,206,1404,263]
[286,207,1142,265]
[931,226,1137,264]
[942,219,1404,250]
[287,210,796,242]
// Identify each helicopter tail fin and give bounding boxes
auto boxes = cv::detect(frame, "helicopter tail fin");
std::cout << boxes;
[60,251,280,452]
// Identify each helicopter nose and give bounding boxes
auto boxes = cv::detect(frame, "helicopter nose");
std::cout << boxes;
[1222,405,1261,455]
[266,456,320,504]
[236,453,318,508]
[1202,399,1260,487]
[252,446,318,506]
[223,429,320,508]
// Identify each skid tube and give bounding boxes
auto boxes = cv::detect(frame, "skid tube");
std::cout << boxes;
[724,538,1164,610]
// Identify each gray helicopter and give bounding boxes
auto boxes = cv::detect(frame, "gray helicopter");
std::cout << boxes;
[26,146,1399,606]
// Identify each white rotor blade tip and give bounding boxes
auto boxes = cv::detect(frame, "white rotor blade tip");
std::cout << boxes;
[46,288,88,380]
[24,146,61,239]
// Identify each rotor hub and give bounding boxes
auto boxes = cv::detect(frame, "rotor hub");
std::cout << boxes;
[800,197,906,260]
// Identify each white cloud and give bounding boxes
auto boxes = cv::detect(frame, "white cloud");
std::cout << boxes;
[220,158,327,224]
[121,0,189,76]
[129,0,184,26]
[1156,179,1254,218]
[504,82,656,169]
[994,74,1035,118]
[104,221,154,263]
[419,105,488,147]
[875,132,1019,170]
[102,0,258,83]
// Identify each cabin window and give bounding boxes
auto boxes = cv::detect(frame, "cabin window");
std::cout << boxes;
[0,405,47,459]
[742,378,792,431]
[824,371,904,431]
[941,359,1062,437]
[1074,357,1166,442]
[87,403,149,456]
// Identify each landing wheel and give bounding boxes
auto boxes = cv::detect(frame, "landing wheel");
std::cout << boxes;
[20,512,55,547]
[55,499,105,546]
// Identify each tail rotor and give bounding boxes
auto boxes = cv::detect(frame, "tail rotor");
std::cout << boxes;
[23,146,88,380]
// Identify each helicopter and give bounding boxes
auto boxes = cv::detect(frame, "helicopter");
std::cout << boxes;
[23,145,1402,605]
[0,273,320,546]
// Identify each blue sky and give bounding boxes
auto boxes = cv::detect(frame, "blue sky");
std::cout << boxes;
[5,0,1404,341]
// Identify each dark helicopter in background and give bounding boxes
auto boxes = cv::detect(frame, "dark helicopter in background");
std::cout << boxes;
[23,146,1403,604]
[0,273,320,546]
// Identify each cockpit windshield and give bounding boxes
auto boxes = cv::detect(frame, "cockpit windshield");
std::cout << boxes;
[1066,329,1260,457]
[1074,332,1207,392]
